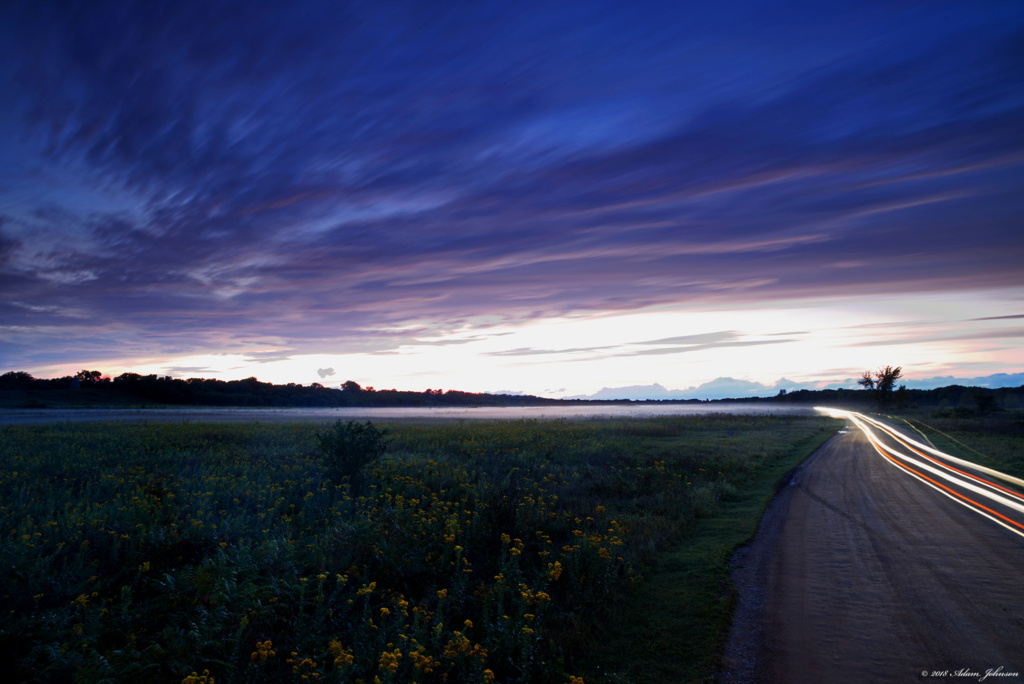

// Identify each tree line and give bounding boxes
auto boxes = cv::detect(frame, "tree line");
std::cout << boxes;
[0,371,563,407]
[1,369,1020,411]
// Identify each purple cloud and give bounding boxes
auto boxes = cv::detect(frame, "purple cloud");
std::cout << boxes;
[0,0,1022,370]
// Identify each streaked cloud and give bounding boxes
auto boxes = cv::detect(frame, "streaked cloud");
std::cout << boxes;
[970,314,1024,322]
[0,0,1021,391]
[638,332,738,346]
[852,327,1024,347]
[163,366,219,376]
[484,346,614,357]
[627,338,796,357]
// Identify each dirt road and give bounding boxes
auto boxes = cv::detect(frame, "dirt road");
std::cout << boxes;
[720,419,1024,684]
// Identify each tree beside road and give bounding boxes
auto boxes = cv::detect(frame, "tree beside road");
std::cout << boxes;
[858,365,906,408]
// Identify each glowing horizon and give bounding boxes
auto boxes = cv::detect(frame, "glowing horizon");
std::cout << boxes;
[24,288,1024,398]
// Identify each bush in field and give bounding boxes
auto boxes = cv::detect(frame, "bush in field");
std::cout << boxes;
[317,419,389,490]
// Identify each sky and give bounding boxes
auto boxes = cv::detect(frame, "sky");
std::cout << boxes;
[1,0,1023,399]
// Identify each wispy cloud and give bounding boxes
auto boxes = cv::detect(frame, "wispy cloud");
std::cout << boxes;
[627,339,796,356]
[969,314,1024,321]
[163,366,218,376]
[0,0,1021,374]
[852,326,1024,347]
[485,346,613,357]
[637,331,738,346]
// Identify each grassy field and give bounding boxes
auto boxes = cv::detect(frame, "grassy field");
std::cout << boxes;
[889,408,1024,482]
[0,414,839,683]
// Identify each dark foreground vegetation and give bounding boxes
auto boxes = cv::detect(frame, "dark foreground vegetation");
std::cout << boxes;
[0,414,839,683]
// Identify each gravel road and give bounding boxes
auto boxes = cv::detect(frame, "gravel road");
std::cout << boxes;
[720,421,1024,684]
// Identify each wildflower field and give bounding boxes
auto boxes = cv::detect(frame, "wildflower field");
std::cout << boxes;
[0,414,838,683]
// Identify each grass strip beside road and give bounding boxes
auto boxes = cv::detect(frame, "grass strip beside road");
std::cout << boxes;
[892,410,1024,491]
[586,418,841,684]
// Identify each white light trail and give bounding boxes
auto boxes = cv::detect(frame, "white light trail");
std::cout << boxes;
[815,408,1024,540]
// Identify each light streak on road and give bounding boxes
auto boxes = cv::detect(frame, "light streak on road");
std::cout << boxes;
[816,408,1024,540]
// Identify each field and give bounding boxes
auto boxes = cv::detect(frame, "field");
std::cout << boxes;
[893,409,1024,481]
[1,414,839,683]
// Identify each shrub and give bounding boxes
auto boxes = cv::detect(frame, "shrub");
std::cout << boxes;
[317,420,389,490]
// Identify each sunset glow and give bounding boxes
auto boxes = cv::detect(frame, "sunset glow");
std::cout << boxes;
[28,288,1024,398]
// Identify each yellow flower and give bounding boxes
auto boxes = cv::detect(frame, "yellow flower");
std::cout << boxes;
[181,670,215,684]
[378,648,402,673]
[251,640,276,662]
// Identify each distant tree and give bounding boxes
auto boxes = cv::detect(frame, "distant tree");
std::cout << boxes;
[75,370,103,384]
[860,366,903,408]
[341,380,362,393]
[857,371,875,391]
[0,371,36,388]
[875,366,902,396]
[68,370,110,386]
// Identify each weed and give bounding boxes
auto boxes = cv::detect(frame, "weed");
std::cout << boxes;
[317,420,389,492]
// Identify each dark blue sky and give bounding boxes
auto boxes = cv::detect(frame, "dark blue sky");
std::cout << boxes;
[1,0,1022,389]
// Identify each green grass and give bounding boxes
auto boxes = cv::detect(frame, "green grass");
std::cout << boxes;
[0,414,840,683]
[892,408,1024,482]
[582,418,839,684]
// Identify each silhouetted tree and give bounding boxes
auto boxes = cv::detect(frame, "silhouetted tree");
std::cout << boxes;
[860,365,903,408]
[74,370,104,385]
[875,366,902,395]
[0,371,35,388]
